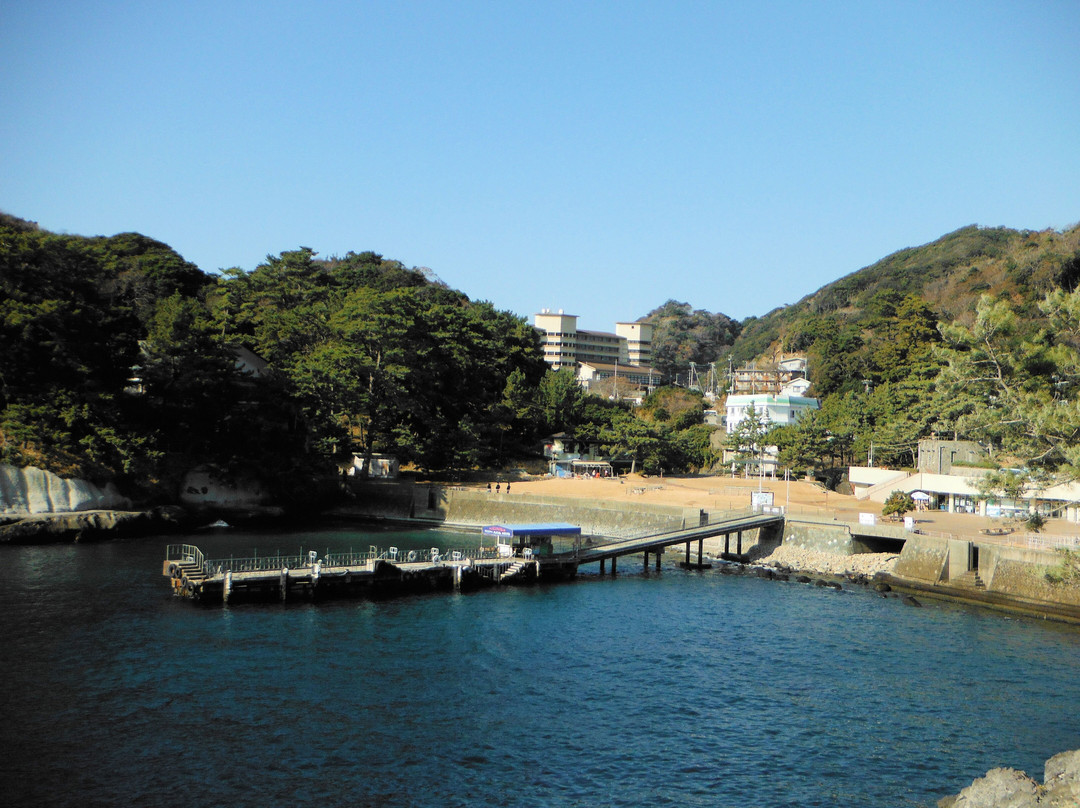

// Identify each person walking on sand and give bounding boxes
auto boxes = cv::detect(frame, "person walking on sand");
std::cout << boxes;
[496,483,501,493]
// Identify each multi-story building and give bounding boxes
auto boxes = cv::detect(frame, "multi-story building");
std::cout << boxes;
[534,310,654,371]
[616,321,653,366]
[729,356,808,395]
[534,310,579,370]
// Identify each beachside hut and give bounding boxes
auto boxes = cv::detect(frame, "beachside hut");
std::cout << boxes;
[481,523,582,557]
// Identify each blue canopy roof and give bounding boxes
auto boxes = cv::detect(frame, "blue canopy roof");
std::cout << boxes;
[482,523,581,538]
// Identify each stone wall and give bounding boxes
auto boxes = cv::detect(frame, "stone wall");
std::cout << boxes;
[0,464,130,515]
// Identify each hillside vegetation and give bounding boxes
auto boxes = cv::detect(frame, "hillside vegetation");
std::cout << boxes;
[733,224,1080,386]
[4,211,1080,504]
[0,214,721,505]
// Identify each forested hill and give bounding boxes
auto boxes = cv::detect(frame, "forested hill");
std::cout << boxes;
[731,224,1080,381]
[0,213,548,503]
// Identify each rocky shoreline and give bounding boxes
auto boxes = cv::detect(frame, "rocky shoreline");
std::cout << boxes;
[938,749,1080,807]
[752,544,899,578]
[0,507,187,543]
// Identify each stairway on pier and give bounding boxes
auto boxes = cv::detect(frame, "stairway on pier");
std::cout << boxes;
[952,569,986,590]
[499,562,526,583]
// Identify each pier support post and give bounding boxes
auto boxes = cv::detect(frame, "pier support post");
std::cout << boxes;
[724,533,730,554]
[223,570,232,605]
[600,559,606,574]
[737,531,742,555]
[611,556,617,576]
[655,549,661,570]
[643,550,649,570]
[685,541,691,565]
[280,568,288,602]
[698,540,703,567]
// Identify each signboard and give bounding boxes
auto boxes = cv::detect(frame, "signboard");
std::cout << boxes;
[904,516,915,531]
[751,491,774,508]
[859,512,876,526]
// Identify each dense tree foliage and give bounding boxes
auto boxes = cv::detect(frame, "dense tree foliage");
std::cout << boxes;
[642,300,740,383]
[7,210,1080,506]
[208,249,551,472]
[0,216,551,500]
[0,215,216,484]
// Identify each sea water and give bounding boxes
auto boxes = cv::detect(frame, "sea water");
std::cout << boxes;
[1,523,1078,807]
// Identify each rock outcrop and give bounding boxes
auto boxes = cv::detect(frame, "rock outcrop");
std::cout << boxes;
[939,750,1080,807]
[0,464,130,515]
[0,508,184,543]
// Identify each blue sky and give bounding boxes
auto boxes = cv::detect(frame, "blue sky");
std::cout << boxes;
[2,1,1077,330]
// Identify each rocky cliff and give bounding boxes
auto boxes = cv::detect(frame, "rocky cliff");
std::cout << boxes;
[0,464,130,515]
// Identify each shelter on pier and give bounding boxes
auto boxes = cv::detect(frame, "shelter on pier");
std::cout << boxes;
[482,523,581,557]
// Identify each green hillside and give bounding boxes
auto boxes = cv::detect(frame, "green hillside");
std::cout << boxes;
[732,224,1080,377]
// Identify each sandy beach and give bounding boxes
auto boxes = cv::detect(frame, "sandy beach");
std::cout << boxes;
[505,472,1074,535]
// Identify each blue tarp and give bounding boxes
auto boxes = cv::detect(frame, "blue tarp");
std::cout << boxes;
[481,523,581,538]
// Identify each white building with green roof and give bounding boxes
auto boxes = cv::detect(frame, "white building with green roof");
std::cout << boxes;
[724,393,820,433]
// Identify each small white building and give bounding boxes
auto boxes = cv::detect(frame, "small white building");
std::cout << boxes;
[347,453,399,479]
[724,393,820,433]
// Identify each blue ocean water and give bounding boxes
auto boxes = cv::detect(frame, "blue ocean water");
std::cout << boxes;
[2,523,1079,808]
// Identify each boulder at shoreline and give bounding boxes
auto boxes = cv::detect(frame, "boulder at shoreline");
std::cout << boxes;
[938,749,1080,807]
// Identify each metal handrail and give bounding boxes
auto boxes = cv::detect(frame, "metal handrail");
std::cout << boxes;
[170,541,588,581]
[165,544,205,569]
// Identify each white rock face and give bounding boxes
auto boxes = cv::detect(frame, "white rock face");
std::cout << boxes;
[0,464,130,515]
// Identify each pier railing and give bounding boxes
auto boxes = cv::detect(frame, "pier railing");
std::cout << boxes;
[204,553,319,574]
[165,544,205,569]
[185,544,542,577]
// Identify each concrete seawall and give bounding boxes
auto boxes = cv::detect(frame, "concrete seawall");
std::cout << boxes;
[782,517,857,554]
[887,533,1080,621]
[341,480,714,538]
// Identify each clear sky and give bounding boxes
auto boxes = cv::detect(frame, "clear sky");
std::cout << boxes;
[2,1,1078,330]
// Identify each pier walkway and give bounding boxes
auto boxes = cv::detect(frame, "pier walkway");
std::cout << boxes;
[164,543,541,604]
[164,511,785,604]
[540,510,785,576]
